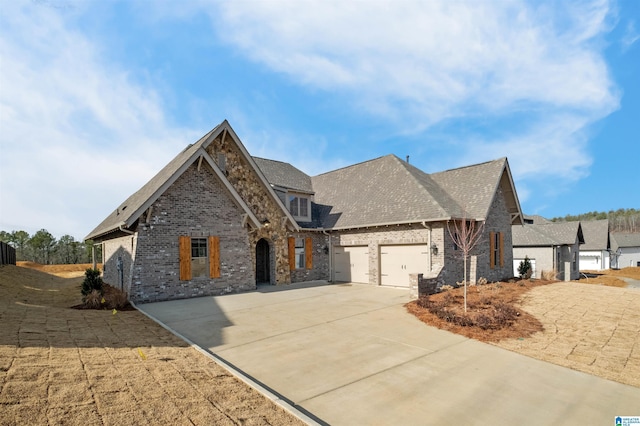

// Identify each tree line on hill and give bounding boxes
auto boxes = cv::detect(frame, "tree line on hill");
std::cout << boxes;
[550,208,639,233]
[0,229,101,265]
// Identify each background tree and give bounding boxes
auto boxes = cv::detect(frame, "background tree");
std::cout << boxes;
[29,229,56,264]
[55,234,80,264]
[447,216,485,312]
[12,230,30,261]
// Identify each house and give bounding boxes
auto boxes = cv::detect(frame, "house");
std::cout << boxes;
[86,120,523,303]
[611,233,640,268]
[512,221,584,280]
[579,219,611,271]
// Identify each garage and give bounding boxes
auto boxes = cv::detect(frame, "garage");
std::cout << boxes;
[334,246,369,283]
[579,254,600,271]
[380,244,429,287]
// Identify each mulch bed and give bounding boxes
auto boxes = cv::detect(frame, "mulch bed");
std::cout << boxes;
[406,279,556,342]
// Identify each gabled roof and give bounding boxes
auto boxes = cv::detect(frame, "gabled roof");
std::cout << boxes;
[253,157,313,194]
[611,232,640,250]
[523,214,551,224]
[580,220,610,251]
[310,154,521,230]
[85,120,298,241]
[512,221,584,247]
[431,157,523,225]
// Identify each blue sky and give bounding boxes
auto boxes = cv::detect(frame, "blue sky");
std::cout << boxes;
[0,0,638,241]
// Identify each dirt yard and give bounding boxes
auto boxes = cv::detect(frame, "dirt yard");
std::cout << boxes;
[0,264,305,425]
[408,269,640,388]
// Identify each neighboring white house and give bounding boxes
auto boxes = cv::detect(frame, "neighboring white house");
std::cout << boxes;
[579,220,610,271]
[611,233,640,269]
[512,221,584,281]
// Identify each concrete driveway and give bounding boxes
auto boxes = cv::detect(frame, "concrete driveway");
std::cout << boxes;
[138,282,640,425]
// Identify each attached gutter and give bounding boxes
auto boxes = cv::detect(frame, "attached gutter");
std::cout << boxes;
[325,217,453,232]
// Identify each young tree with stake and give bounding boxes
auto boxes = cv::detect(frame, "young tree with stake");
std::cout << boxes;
[447,214,485,312]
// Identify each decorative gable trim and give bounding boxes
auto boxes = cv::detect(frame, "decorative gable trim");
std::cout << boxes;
[125,147,261,230]
[208,121,300,232]
[488,159,523,225]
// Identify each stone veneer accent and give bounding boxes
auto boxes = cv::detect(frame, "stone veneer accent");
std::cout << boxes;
[205,134,293,285]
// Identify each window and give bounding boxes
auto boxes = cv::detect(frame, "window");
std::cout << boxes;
[288,194,310,221]
[191,238,207,258]
[179,236,220,280]
[489,231,504,269]
[295,238,305,269]
[288,237,313,270]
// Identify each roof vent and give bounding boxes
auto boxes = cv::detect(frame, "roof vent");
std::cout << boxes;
[406,155,410,164]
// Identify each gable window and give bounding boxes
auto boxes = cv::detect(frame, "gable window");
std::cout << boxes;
[489,231,504,269]
[288,237,313,270]
[179,236,220,280]
[288,194,310,221]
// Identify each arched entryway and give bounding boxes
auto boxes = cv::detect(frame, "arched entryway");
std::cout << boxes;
[256,238,271,285]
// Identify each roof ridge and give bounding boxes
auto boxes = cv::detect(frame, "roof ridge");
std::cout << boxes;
[431,157,506,175]
[313,154,393,177]
[392,156,458,218]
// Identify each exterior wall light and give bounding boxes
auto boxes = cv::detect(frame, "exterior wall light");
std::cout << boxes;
[431,243,438,256]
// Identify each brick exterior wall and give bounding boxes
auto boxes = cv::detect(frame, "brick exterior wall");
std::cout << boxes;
[331,224,442,286]
[127,162,255,303]
[440,187,515,286]
[290,232,331,282]
[102,234,137,293]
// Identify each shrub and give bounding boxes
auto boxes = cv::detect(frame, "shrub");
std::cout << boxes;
[83,289,102,309]
[81,268,103,296]
[518,256,532,279]
[541,269,557,281]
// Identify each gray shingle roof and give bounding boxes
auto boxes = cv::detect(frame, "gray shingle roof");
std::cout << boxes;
[512,222,584,246]
[611,232,640,250]
[85,127,218,240]
[430,157,510,220]
[310,155,512,229]
[580,220,610,250]
[523,214,551,224]
[253,157,313,194]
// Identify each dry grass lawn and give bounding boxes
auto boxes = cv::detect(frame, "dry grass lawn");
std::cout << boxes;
[577,266,640,288]
[0,264,305,426]
[407,270,640,388]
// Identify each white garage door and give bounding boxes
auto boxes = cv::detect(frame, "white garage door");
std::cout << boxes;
[380,245,429,287]
[579,255,600,271]
[334,246,369,284]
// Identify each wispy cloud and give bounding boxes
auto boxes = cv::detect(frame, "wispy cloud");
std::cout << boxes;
[205,0,619,202]
[0,2,195,238]
[622,20,640,50]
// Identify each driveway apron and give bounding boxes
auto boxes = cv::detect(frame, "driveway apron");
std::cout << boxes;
[138,282,640,425]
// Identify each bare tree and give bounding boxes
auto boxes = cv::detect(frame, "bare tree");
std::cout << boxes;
[447,215,485,312]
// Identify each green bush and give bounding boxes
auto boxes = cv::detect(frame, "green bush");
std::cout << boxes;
[518,256,532,279]
[81,268,103,296]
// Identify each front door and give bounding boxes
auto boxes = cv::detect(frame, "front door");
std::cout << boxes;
[256,238,270,285]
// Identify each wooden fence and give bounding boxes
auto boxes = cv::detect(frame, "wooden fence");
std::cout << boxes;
[0,242,16,265]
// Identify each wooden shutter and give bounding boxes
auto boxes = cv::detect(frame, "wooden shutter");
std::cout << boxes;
[179,236,191,280]
[499,232,505,267]
[209,236,220,278]
[489,232,495,269]
[305,237,313,269]
[288,237,295,271]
